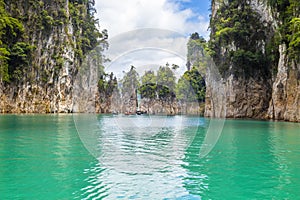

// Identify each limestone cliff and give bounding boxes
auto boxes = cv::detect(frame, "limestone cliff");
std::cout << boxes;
[268,45,300,122]
[206,0,300,122]
[0,0,103,113]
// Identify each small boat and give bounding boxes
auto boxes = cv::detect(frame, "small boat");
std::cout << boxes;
[136,111,142,115]
[136,110,148,115]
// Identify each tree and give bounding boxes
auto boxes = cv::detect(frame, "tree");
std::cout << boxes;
[139,70,157,99]
[121,66,140,113]
[187,32,208,76]
[122,65,139,97]
[289,17,300,57]
[175,67,206,102]
[98,72,118,97]
[156,64,176,100]
[176,75,191,101]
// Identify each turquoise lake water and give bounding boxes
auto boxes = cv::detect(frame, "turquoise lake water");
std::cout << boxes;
[0,114,300,199]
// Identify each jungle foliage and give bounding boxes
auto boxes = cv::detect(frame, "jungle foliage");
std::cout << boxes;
[0,0,104,83]
[209,0,300,78]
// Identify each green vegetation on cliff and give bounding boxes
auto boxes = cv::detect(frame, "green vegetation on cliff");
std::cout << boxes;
[268,0,300,60]
[209,0,299,78]
[138,64,177,101]
[0,0,34,83]
[140,70,157,99]
[0,0,104,84]
[186,32,208,76]
[176,67,206,103]
[209,0,272,78]
[156,64,176,100]
[98,72,118,103]
[68,0,105,59]
[132,62,206,104]
[122,66,140,98]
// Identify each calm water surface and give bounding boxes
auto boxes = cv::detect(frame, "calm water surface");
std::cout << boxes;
[0,114,299,199]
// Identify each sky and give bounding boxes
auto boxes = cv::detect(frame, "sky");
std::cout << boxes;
[94,0,211,79]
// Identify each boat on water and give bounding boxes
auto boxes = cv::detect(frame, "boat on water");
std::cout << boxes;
[136,110,147,115]
[123,89,148,116]
[124,111,148,115]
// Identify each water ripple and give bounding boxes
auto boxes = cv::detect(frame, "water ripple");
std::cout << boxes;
[1,115,300,199]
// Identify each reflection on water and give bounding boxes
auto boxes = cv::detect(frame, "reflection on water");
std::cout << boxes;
[1,115,300,199]
[77,115,206,199]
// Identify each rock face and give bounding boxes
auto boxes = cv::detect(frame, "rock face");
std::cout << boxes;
[206,0,299,122]
[204,61,227,118]
[205,69,272,119]
[268,45,300,122]
[139,99,179,115]
[0,0,101,113]
[73,54,99,113]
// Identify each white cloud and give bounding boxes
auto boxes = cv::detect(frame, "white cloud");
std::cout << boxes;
[95,0,209,38]
[93,0,210,79]
[106,49,186,79]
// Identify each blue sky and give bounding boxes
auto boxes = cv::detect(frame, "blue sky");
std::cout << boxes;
[173,0,211,31]
[171,0,211,19]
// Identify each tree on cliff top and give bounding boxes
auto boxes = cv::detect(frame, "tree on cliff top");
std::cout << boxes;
[140,70,157,99]
[122,66,140,98]
[187,32,208,76]
[156,64,176,100]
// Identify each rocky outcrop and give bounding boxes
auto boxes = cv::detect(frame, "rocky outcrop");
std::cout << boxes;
[206,75,271,119]
[0,0,101,113]
[204,61,227,118]
[206,0,299,122]
[73,53,99,113]
[139,99,178,115]
[96,89,121,114]
[268,45,300,122]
